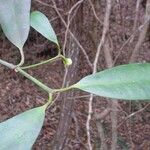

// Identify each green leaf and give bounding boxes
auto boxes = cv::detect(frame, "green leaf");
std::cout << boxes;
[0,105,46,150]
[30,11,59,46]
[0,0,31,50]
[74,63,150,100]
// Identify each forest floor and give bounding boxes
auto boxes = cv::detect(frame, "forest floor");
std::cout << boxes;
[0,0,150,150]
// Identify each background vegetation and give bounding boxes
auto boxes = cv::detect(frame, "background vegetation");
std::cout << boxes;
[0,0,150,149]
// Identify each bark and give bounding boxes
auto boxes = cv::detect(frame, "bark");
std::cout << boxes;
[51,1,83,149]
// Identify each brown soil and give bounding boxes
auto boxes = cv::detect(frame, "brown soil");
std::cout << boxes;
[0,0,150,149]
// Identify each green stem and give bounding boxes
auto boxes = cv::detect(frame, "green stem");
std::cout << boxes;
[0,59,15,69]
[0,58,52,93]
[0,58,74,95]
[21,54,66,70]
[17,48,25,67]
[16,67,52,93]
[52,85,75,93]
[57,44,61,55]
[45,93,53,108]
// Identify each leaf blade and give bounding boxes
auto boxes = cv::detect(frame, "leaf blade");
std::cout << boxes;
[75,63,150,100]
[0,0,31,50]
[30,11,59,46]
[0,105,46,150]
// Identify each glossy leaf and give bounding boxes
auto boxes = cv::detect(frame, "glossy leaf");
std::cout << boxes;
[74,63,150,100]
[0,0,31,50]
[0,105,46,150]
[30,11,59,46]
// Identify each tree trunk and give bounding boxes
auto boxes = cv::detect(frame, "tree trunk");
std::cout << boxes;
[51,1,83,149]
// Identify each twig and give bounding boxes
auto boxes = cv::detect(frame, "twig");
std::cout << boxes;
[86,94,93,150]
[50,0,84,103]
[63,0,84,55]
[104,38,113,68]
[86,0,112,149]
[51,1,82,149]
[110,101,118,150]
[34,0,63,11]
[130,0,141,42]
[72,112,88,150]
[103,38,118,150]
[88,0,103,24]
[113,35,133,65]
[94,111,108,150]
[113,19,150,65]
[117,103,150,128]
[93,0,111,73]
[51,0,93,69]
[130,0,150,62]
